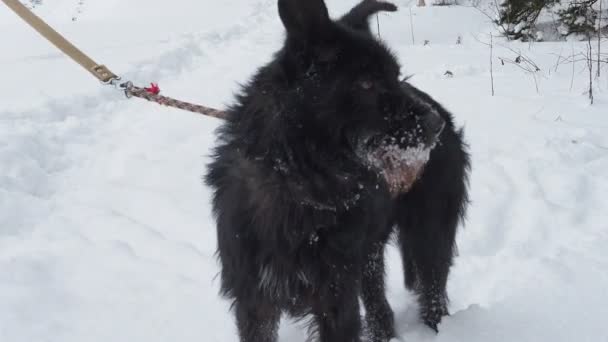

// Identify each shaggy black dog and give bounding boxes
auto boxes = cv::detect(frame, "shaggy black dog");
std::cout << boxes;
[206,0,470,341]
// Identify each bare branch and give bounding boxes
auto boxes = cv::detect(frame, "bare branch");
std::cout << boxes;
[598,0,603,77]
[491,33,495,96]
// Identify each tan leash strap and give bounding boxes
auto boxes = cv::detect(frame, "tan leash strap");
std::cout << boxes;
[1,0,117,82]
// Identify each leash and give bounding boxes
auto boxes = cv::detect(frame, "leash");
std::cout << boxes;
[1,0,228,119]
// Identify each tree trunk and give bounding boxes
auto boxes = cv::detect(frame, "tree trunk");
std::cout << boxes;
[587,37,594,105]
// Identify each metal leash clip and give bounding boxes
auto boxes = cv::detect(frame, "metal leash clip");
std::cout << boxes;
[103,76,134,98]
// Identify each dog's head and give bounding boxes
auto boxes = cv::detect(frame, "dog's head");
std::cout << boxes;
[278,0,444,194]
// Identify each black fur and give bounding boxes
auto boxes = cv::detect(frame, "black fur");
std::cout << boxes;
[205,1,470,341]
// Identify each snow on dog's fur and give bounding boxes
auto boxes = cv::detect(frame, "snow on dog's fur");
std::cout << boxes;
[206,1,470,341]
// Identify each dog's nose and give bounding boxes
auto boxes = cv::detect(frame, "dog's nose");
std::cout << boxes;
[424,110,445,139]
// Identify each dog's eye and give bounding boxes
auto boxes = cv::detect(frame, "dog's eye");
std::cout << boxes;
[359,80,374,90]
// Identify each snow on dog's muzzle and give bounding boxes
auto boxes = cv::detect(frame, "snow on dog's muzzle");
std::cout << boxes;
[360,140,433,196]
[354,82,444,195]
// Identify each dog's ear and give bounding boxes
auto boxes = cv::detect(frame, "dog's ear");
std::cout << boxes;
[340,0,397,33]
[279,0,331,42]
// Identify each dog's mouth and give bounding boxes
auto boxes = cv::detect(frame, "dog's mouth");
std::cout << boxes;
[357,136,434,196]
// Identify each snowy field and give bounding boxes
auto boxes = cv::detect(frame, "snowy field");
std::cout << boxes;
[1,1,608,341]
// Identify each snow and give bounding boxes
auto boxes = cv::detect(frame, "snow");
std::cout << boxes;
[1,1,608,341]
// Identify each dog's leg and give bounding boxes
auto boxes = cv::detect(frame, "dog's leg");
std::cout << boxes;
[397,211,456,332]
[362,241,395,342]
[313,289,362,342]
[235,298,280,342]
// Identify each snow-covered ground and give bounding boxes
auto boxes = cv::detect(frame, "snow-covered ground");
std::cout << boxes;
[1,1,608,341]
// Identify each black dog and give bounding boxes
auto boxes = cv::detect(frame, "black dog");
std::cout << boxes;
[206,0,470,341]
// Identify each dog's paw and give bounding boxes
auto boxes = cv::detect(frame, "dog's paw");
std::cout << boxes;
[420,300,449,333]
[421,307,448,333]
[418,291,449,333]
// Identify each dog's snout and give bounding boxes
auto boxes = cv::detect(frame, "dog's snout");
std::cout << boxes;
[425,110,445,138]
